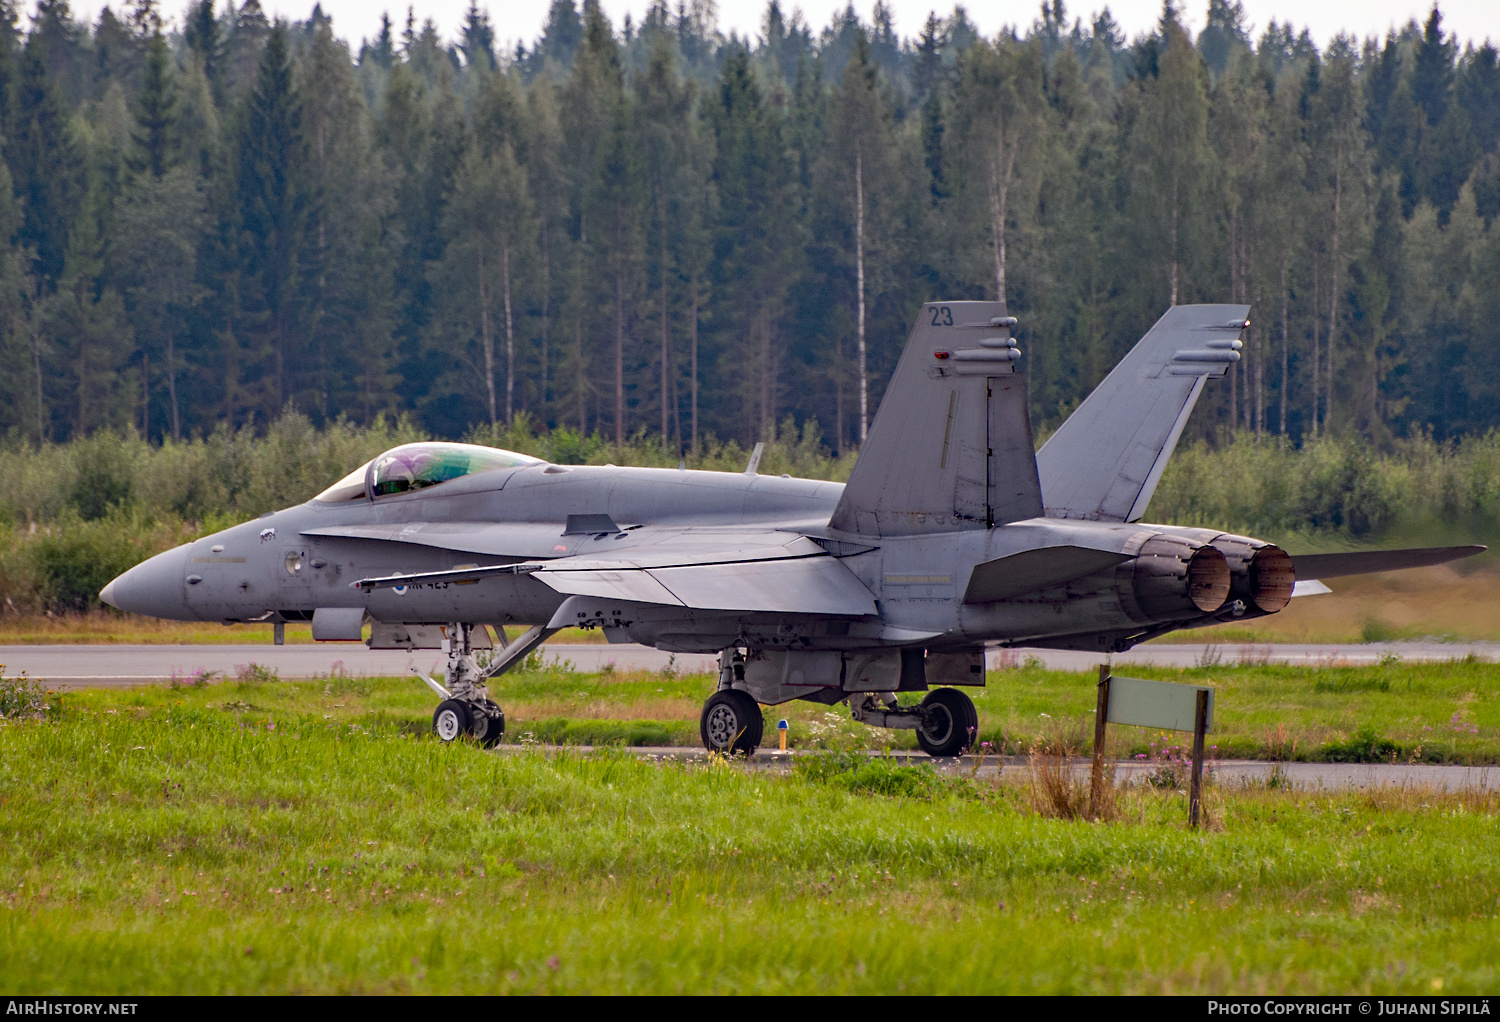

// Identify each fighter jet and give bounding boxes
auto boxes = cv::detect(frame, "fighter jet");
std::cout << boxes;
[101,302,1483,756]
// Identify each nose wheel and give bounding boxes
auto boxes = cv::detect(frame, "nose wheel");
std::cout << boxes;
[433,698,505,748]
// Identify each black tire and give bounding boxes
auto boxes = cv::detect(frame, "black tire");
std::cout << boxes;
[699,690,764,756]
[433,699,472,743]
[916,688,978,758]
[471,700,505,749]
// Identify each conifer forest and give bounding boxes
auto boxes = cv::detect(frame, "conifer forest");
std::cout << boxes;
[1,0,1499,458]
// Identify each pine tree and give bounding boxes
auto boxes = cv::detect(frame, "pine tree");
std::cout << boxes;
[237,24,313,416]
[710,45,799,441]
[635,33,689,441]
[458,2,495,73]
[363,12,396,70]
[534,0,583,75]
[1125,18,1210,307]
[55,180,135,438]
[130,31,177,179]
[12,42,81,286]
[183,0,222,89]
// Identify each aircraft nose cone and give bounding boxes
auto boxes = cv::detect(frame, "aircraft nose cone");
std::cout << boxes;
[100,544,198,620]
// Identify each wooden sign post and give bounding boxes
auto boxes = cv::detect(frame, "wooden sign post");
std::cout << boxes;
[1091,669,1215,828]
[1090,665,1111,817]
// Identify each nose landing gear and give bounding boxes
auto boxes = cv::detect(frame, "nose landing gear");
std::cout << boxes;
[418,622,554,749]
[432,697,506,749]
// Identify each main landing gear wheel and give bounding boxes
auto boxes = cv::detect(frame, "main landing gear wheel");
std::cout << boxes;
[916,688,979,758]
[700,690,764,756]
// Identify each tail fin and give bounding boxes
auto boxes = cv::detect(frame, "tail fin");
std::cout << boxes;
[1035,304,1249,523]
[829,301,1043,537]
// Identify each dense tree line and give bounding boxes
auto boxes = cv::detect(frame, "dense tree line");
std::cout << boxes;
[1,0,1499,455]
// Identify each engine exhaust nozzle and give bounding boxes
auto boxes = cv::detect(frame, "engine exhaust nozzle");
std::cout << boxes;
[1129,536,1230,621]
[1208,535,1295,614]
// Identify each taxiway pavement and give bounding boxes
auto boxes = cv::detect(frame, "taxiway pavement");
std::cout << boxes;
[4,639,1496,689]
[494,745,1500,791]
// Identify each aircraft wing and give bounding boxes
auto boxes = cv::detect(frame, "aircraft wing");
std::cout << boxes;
[1292,545,1485,581]
[350,534,880,617]
[535,555,878,615]
[1035,304,1249,523]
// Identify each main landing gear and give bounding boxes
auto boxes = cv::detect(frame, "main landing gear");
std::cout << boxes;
[700,690,764,756]
[695,649,978,759]
[415,621,555,749]
[699,650,764,756]
[913,688,979,758]
[846,687,978,757]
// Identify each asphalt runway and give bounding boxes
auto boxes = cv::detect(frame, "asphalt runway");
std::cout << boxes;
[495,745,1500,791]
[5,639,1497,689]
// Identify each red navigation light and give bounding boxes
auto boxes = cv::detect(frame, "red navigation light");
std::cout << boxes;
[934,350,950,359]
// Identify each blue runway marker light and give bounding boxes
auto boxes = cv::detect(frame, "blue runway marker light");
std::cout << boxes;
[778,719,789,751]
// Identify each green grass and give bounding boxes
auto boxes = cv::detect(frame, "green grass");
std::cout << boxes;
[33,656,1500,766]
[976,657,1500,764]
[2,684,1499,994]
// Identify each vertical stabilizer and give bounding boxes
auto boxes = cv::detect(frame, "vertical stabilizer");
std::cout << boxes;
[829,301,1043,537]
[1035,304,1248,523]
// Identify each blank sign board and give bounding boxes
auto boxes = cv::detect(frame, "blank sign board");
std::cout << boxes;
[1106,675,1214,733]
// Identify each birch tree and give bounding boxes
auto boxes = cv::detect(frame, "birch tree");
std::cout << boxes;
[438,142,535,423]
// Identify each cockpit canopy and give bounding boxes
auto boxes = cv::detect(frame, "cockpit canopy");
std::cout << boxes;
[313,442,542,503]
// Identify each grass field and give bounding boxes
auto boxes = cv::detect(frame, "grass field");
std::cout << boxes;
[40,656,1492,764]
[10,657,1496,763]
[2,668,1498,994]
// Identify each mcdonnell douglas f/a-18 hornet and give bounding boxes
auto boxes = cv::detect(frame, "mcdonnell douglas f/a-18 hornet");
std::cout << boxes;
[101,303,1483,756]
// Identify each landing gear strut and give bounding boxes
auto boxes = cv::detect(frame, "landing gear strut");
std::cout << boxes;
[418,621,555,749]
[846,687,978,757]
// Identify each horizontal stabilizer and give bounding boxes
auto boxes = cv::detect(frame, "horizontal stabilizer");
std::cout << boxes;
[1293,545,1485,581]
[1036,304,1249,523]
[963,545,1133,604]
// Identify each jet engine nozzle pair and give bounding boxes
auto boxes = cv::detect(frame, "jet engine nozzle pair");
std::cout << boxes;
[1125,532,1293,624]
